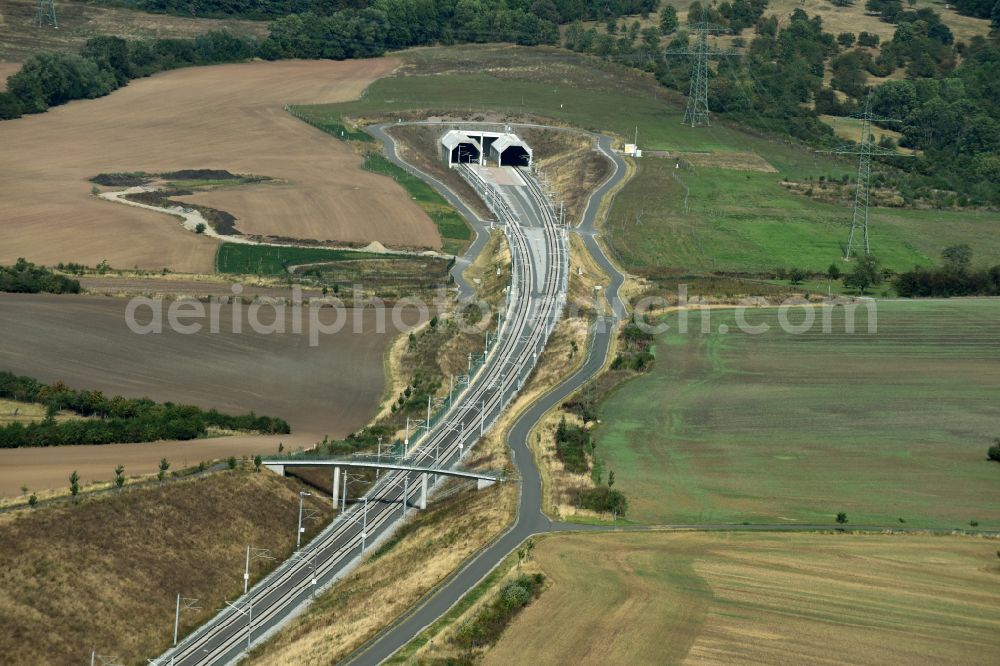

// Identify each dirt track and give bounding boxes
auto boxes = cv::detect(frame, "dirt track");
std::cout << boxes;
[0,58,440,272]
[0,292,424,494]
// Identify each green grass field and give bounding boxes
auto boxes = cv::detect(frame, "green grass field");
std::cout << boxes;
[362,153,471,255]
[300,45,847,177]
[595,299,1000,529]
[214,243,385,275]
[607,159,1000,274]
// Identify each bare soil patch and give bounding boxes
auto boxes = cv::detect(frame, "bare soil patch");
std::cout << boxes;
[77,275,324,300]
[0,292,409,493]
[0,58,440,272]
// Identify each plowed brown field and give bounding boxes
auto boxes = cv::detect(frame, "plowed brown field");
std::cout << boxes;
[0,292,419,494]
[0,58,440,273]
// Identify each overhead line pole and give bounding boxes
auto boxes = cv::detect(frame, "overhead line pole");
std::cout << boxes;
[664,8,738,127]
[820,90,910,259]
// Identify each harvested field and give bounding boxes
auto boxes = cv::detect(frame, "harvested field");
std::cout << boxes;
[0,433,301,498]
[485,531,1000,666]
[0,292,421,493]
[0,58,441,272]
[0,0,267,62]
[0,471,334,666]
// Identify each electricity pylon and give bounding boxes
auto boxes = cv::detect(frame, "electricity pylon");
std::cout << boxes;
[665,9,736,127]
[822,91,909,259]
[36,0,57,28]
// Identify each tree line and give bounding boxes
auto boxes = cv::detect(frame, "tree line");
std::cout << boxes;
[0,258,81,294]
[103,0,660,23]
[894,244,1000,297]
[0,372,290,447]
[2,0,662,120]
[1,31,257,118]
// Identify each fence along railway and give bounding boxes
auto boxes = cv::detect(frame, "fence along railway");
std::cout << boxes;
[156,138,568,665]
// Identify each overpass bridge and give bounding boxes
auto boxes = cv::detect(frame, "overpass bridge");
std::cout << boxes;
[263,459,504,512]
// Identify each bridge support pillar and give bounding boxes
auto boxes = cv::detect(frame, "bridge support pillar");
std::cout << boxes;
[332,467,340,510]
[263,463,285,476]
[419,473,428,510]
[477,478,496,490]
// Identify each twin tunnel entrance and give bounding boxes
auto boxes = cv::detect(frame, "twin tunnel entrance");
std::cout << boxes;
[443,130,532,167]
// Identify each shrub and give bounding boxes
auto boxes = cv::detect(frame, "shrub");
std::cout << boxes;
[0,258,81,294]
[554,417,593,474]
[0,92,22,120]
[988,440,1000,462]
[452,573,545,648]
[788,267,809,284]
[580,486,629,516]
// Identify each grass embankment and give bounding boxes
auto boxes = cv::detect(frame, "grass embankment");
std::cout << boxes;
[0,471,333,666]
[481,530,1000,665]
[244,481,516,665]
[596,299,1000,529]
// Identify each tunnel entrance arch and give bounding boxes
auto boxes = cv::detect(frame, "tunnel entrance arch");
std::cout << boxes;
[441,129,532,168]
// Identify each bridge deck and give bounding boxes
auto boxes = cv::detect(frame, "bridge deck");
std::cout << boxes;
[262,460,502,484]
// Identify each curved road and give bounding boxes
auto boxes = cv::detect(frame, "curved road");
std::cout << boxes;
[343,128,631,665]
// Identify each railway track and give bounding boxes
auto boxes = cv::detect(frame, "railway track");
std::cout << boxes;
[157,165,567,666]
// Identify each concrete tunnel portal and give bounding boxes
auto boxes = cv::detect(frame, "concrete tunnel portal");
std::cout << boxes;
[441,129,532,168]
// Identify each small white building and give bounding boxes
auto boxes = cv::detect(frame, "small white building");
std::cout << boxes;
[440,129,533,167]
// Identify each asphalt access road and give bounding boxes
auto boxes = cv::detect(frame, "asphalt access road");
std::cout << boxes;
[343,129,631,666]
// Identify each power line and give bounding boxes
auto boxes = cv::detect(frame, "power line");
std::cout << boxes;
[36,0,57,28]
[821,90,910,259]
[665,9,738,127]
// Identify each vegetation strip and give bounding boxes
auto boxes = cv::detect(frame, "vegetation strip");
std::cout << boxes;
[0,372,289,447]
[0,258,80,294]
